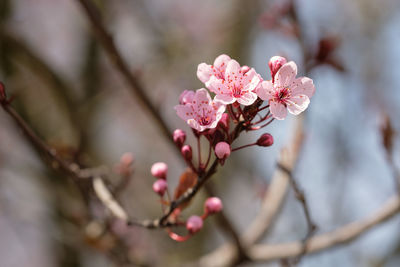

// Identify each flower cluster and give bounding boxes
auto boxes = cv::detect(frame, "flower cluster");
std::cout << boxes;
[176,55,314,129]
[151,55,315,241]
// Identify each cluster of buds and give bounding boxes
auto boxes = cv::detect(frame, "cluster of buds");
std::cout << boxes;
[151,162,168,196]
[150,54,315,240]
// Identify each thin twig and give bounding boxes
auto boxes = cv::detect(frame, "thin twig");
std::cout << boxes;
[277,163,317,263]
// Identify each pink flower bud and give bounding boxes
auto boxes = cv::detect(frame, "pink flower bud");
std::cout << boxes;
[120,152,134,166]
[0,82,6,102]
[268,56,287,81]
[241,65,250,74]
[218,113,230,130]
[152,179,168,196]
[257,133,274,147]
[186,215,203,234]
[173,129,186,147]
[179,90,195,105]
[151,162,168,179]
[204,197,223,214]
[215,142,231,159]
[181,145,192,161]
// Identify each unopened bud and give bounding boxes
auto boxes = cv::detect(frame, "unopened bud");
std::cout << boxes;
[257,133,274,147]
[215,142,231,159]
[179,90,195,105]
[186,215,203,234]
[268,56,287,81]
[152,179,168,196]
[173,129,186,147]
[204,197,223,214]
[151,162,168,179]
[120,152,134,166]
[181,145,192,161]
[241,65,250,74]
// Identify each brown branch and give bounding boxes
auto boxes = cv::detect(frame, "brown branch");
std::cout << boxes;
[247,195,400,262]
[74,0,173,145]
[277,163,317,263]
[0,28,79,129]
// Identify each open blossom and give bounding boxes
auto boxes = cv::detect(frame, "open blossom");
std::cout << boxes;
[257,61,315,120]
[207,59,261,106]
[197,54,231,86]
[175,88,226,132]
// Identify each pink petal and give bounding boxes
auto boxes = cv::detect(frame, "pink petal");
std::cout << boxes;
[213,54,231,71]
[194,88,212,104]
[187,119,203,132]
[179,90,195,105]
[286,95,310,115]
[291,77,315,98]
[256,80,275,101]
[207,76,231,95]
[269,100,288,120]
[274,61,297,88]
[237,92,258,106]
[175,105,194,121]
[224,60,241,85]
[197,63,213,84]
[242,68,261,92]
[214,94,235,105]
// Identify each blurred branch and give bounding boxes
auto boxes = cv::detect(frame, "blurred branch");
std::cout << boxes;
[75,0,173,145]
[247,195,400,262]
[0,28,78,125]
[278,162,317,263]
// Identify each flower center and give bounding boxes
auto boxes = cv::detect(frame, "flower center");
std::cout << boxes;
[232,85,243,98]
[276,87,290,103]
[199,116,211,126]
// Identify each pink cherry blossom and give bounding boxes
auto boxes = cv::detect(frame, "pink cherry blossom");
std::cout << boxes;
[175,88,226,132]
[256,61,315,120]
[197,54,231,85]
[207,59,261,106]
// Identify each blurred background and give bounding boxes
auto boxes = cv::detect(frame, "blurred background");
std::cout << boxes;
[1,0,400,266]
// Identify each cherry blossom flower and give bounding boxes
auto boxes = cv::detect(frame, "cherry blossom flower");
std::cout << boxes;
[175,88,226,132]
[207,59,261,106]
[197,54,231,86]
[256,61,315,120]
